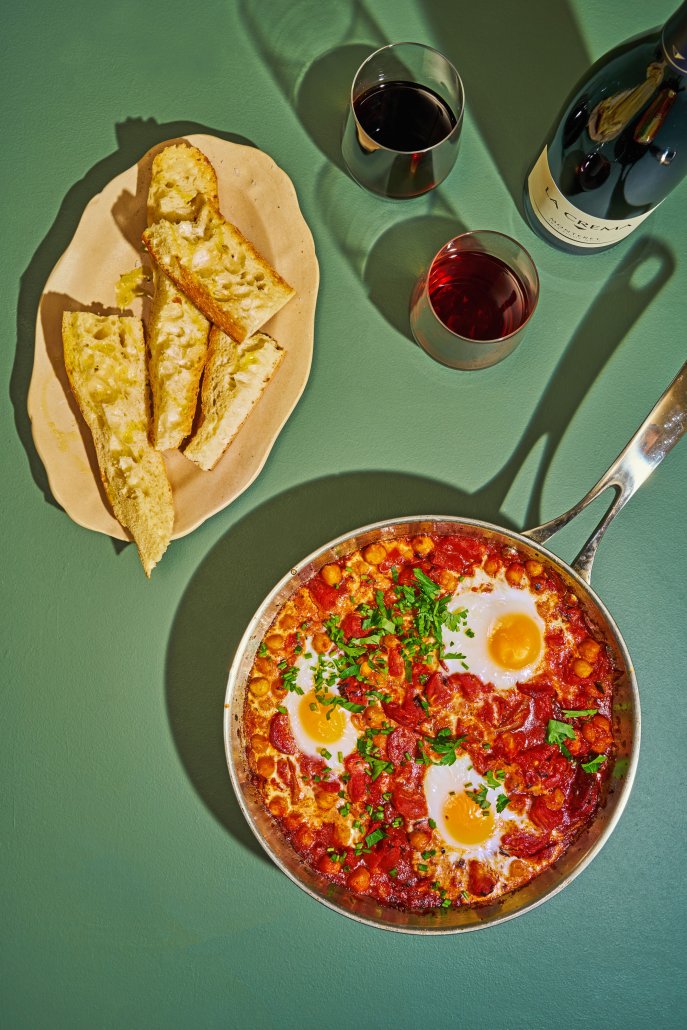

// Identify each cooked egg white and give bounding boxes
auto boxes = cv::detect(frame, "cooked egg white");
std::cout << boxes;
[424,753,529,863]
[283,640,358,775]
[442,571,547,690]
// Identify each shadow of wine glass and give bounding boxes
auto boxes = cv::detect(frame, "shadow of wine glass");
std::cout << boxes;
[165,469,512,861]
[315,162,466,340]
[238,0,386,171]
[418,0,591,216]
[11,116,255,519]
[475,236,676,526]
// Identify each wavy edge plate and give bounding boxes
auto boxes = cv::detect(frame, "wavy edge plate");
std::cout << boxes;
[28,134,319,541]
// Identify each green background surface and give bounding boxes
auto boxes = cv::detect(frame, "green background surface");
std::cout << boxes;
[3,0,686,1026]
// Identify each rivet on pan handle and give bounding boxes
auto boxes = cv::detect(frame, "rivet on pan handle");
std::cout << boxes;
[524,362,687,584]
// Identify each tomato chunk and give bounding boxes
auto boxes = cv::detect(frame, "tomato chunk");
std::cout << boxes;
[269,713,297,755]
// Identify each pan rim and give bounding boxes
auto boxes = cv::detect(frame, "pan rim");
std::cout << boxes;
[224,514,640,934]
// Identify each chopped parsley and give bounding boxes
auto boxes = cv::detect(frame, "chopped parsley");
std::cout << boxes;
[546,719,576,747]
[582,754,607,774]
[496,794,510,813]
[423,727,467,766]
[562,708,598,718]
[485,769,506,789]
[466,784,490,811]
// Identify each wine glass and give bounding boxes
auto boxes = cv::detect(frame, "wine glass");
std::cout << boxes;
[341,42,465,199]
[410,231,540,369]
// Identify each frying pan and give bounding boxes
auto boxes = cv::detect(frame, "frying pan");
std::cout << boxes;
[224,363,687,933]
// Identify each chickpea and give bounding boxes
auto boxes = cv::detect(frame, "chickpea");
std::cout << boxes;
[348,867,371,892]
[525,560,543,578]
[365,706,387,728]
[250,733,269,754]
[269,795,288,818]
[297,826,315,850]
[280,615,299,631]
[579,638,602,663]
[249,676,271,698]
[412,535,434,557]
[409,830,431,851]
[265,633,284,652]
[351,714,366,732]
[582,714,613,752]
[362,543,387,566]
[321,563,342,587]
[437,569,458,592]
[395,541,414,560]
[318,854,341,877]
[484,558,500,575]
[572,658,594,679]
[509,860,527,880]
[256,756,275,777]
[283,813,301,834]
[383,634,397,648]
[316,791,338,810]
[505,563,525,587]
[254,656,273,675]
[312,632,332,654]
[359,660,374,678]
[544,788,565,811]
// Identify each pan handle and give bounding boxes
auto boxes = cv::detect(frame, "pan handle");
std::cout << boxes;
[523,361,687,584]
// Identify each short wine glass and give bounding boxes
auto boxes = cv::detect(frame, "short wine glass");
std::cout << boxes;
[341,42,465,199]
[410,231,540,369]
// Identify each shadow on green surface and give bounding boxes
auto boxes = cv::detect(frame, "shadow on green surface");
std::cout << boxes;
[11,115,255,535]
[165,469,514,862]
[419,0,591,215]
[238,0,386,172]
[475,236,675,527]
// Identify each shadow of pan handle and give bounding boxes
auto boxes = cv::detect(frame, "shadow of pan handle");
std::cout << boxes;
[525,360,687,582]
[476,236,676,527]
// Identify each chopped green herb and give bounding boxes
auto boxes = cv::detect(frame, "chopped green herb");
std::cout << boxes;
[428,818,437,829]
[485,769,506,789]
[365,828,386,848]
[276,705,287,715]
[546,719,576,746]
[562,708,598,718]
[257,642,269,657]
[496,794,510,813]
[319,748,332,760]
[418,863,428,872]
[466,785,490,811]
[582,754,607,774]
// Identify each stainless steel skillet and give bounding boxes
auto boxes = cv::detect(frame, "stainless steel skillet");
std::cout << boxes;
[224,363,687,933]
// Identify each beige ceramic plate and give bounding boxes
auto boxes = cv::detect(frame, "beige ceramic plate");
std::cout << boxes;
[28,134,319,541]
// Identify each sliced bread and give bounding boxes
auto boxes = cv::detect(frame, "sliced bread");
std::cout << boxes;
[147,143,219,224]
[62,311,174,576]
[142,203,295,343]
[146,144,218,450]
[183,327,284,471]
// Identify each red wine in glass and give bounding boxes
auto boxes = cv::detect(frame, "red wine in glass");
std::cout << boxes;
[428,251,531,340]
[410,232,539,370]
[354,80,457,151]
[341,44,464,199]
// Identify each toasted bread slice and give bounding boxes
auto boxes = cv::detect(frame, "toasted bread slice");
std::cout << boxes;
[142,203,295,342]
[146,144,217,450]
[62,311,174,576]
[147,270,210,450]
[183,327,284,471]
[147,143,219,225]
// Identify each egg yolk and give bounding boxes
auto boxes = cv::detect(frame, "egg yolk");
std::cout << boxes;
[488,612,542,671]
[443,791,495,846]
[298,691,347,744]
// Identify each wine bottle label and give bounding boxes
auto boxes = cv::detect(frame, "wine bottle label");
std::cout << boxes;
[527,148,655,248]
